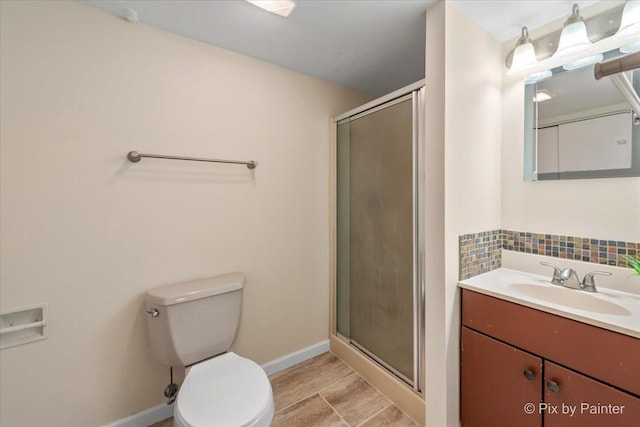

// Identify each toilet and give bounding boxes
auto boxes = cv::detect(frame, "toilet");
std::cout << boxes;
[144,273,274,427]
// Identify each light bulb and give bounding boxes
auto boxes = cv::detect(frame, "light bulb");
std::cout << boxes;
[552,4,592,59]
[563,53,604,70]
[509,27,538,75]
[615,0,640,40]
[621,40,640,53]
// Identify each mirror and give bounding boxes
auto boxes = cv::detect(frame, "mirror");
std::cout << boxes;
[524,50,640,181]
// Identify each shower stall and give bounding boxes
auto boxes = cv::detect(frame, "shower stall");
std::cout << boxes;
[334,82,424,393]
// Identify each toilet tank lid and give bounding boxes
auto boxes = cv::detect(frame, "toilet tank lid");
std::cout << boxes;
[145,273,245,306]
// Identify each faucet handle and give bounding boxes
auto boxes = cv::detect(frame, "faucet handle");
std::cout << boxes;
[560,268,576,280]
[581,271,612,292]
[540,262,564,285]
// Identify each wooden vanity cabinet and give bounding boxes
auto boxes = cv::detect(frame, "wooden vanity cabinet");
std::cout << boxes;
[460,289,640,427]
[544,362,640,427]
[461,327,542,427]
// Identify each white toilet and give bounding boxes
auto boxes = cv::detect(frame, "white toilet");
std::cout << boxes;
[144,273,274,427]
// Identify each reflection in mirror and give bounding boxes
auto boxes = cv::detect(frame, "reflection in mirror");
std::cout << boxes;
[524,50,640,181]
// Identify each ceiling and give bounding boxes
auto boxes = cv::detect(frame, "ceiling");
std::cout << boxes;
[77,0,601,96]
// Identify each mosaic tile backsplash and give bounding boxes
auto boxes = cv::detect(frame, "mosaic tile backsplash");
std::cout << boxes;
[502,230,638,267]
[459,230,502,280]
[459,229,639,280]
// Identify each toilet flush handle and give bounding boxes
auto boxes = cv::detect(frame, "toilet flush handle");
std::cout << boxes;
[145,308,159,318]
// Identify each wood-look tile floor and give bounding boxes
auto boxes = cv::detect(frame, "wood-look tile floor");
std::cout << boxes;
[149,352,419,427]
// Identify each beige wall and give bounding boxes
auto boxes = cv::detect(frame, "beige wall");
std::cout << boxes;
[423,2,447,426]
[443,4,502,426]
[429,2,639,426]
[501,2,640,242]
[424,2,503,426]
[0,1,370,425]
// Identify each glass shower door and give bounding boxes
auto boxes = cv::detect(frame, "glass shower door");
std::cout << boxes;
[336,94,416,385]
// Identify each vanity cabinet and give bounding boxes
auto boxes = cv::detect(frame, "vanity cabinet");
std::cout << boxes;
[461,289,640,427]
[461,327,541,427]
[544,362,640,427]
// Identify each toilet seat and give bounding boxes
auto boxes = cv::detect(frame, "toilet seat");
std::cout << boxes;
[174,352,274,427]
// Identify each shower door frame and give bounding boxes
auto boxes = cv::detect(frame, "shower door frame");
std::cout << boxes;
[332,80,425,394]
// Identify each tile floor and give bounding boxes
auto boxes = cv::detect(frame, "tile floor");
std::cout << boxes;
[149,352,419,427]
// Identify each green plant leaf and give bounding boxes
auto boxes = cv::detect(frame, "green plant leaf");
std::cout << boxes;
[627,256,640,275]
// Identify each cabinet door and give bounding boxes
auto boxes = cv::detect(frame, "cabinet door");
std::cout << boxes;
[545,361,640,427]
[461,327,542,427]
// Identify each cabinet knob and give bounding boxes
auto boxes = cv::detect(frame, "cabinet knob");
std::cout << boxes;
[523,369,536,381]
[547,380,560,392]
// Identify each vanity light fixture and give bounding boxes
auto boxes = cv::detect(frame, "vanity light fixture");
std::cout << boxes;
[508,27,538,75]
[617,0,640,53]
[621,40,640,53]
[616,0,640,41]
[245,0,296,17]
[506,2,636,78]
[562,52,604,71]
[552,4,593,59]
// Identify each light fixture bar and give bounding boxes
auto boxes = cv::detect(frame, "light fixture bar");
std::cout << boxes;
[505,4,624,69]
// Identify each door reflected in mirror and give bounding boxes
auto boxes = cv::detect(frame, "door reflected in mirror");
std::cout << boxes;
[524,50,640,181]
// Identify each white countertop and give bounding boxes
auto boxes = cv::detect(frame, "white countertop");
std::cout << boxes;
[458,268,640,339]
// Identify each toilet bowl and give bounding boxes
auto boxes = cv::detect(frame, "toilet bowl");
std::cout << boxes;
[144,273,274,427]
[174,352,274,427]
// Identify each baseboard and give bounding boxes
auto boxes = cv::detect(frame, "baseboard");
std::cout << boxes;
[103,339,329,426]
[261,339,330,375]
[102,402,173,427]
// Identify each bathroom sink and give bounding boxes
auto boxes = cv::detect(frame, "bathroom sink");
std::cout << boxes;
[508,283,631,316]
[459,268,640,338]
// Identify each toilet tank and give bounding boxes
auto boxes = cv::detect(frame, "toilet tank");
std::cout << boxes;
[144,273,244,367]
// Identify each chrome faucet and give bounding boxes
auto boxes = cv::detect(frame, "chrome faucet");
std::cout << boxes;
[580,271,612,293]
[559,268,581,290]
[540,262,612,293]
[540,262,564,286]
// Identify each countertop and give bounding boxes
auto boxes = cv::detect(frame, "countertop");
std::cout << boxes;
[458,268,640,339]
